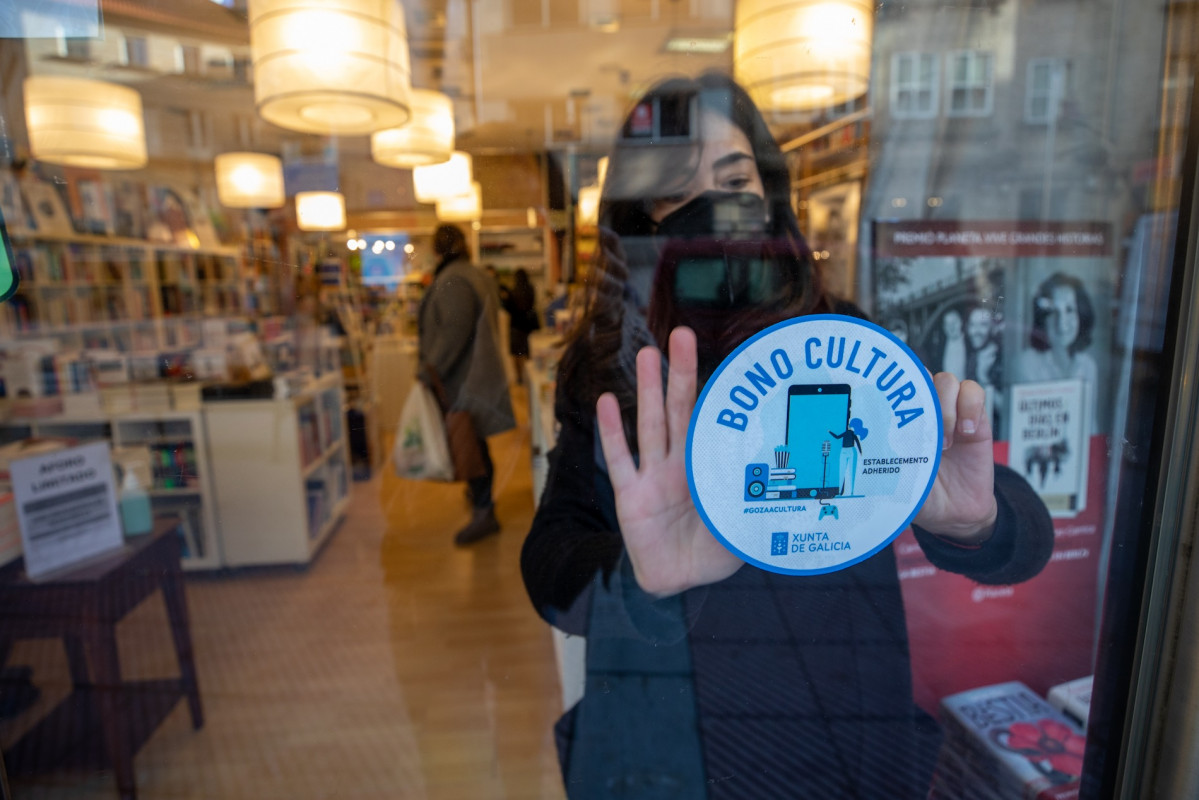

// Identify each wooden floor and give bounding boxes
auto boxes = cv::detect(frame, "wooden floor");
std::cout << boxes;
[1,387,569,799]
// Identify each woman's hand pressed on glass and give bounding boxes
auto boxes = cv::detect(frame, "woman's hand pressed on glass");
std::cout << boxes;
[596,327,744,598]
[913,373,998,544]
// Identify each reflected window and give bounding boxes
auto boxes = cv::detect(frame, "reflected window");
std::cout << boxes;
[122,34,149,68]
[55,29,89,61]
[1026,58,1067,124]
[891,52,940,119]
[176,43,202,75]
[947,50,994,117]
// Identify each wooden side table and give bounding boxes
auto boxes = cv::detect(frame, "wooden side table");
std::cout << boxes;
[0,519,203,800]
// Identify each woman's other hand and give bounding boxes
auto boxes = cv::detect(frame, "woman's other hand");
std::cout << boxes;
[596,327,744,597]
[913,373,999,544]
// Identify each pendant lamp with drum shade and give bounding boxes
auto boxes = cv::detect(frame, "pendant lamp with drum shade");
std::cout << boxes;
[248,0,412,135]
[296,191,346,231]
[371,89,455,168]
[215,153,286,208]
[413,151,472,204]
[435,182,481,222]
[733,0,873,112]
[577,185,600,227]
[24,75,147,170]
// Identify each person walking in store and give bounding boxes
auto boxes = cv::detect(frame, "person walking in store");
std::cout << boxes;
[520,72,1055,798]
[499,268,539,385]
[420,224,515,546]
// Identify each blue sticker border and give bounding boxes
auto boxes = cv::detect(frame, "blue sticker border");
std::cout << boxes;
[685,313,944,577]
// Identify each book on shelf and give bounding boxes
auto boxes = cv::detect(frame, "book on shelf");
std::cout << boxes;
[131,383,173,413]
[111,179,147,240]
[935,682,1084,800]
[63,391,103,417]
[152,496,204,559]
[147,441,199,490]
[62,168,114,236]
[0,491,20,568]
[298,406,322,464]
[1046,677,1092,731]
[101,385,136,414]
[305,478,328,539]
[21,179,73,236]
[0,171,32,236]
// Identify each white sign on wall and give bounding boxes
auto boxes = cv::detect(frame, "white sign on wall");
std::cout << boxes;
[10,441,124,581]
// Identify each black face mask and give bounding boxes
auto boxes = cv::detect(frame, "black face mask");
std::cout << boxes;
[647,192,800,381]
[653,192,785,311]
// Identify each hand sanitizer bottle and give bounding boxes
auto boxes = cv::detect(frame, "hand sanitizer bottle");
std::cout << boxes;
[119,466,153,537]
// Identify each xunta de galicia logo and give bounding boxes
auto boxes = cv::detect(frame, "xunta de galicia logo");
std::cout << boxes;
[686,314,943,576]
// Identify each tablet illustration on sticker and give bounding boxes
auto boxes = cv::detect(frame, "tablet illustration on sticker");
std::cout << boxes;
[687,314,943,576]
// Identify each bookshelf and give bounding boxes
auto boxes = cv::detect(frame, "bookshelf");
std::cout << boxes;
[3,233,244,352]
[0,410,222,570]
[203,371,350,567]
[477,226,547,276]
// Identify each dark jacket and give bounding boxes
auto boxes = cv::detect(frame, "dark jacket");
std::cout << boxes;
[521,378,1054,799]
[501,280,538,357]
[418,257,515,437]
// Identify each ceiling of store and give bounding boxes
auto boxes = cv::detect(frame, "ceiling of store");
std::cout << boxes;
[60,0,738,156]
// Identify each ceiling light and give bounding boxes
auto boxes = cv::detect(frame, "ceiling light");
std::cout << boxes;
[385,240,395,250]
[734,0,872,111]
[347,239,359,250]
[215,152,285,208]
[295,191,346,231]
[371,89,455,168]
[24,75,147,169]
[372,240,385,254]
[404,243,414,254]
[436,182,482,222]
[413,151,473,204]
[248,0,412,135]
[357,238,367,249]
[577,185,601,227]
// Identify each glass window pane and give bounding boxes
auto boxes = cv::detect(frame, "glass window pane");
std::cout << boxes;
[1032,62,1051,90]
[919,54,935,83]
[954,53,970,82]
[0,2,1192,799]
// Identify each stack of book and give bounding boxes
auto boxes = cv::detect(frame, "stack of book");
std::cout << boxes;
[1047,677,1092,731]
[932,682,1084,800]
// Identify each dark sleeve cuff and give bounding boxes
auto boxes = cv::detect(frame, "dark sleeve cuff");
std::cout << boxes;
[600,552,707,645]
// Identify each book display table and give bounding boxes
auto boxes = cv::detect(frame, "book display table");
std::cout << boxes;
[0,520,203,800]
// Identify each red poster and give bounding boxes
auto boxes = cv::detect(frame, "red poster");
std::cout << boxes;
[899,438,1104,714]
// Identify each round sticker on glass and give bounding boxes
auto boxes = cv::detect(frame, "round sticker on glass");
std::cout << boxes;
[686,314,943,576]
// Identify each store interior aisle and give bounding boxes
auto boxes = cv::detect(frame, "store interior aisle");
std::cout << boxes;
[2,389,568,800]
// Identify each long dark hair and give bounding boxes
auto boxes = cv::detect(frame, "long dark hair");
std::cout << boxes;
[557,72,831,445]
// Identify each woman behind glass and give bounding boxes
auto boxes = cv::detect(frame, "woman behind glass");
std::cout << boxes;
[521,73,1054,799]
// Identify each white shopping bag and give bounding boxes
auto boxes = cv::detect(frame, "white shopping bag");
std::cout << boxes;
[392,381,455,481]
